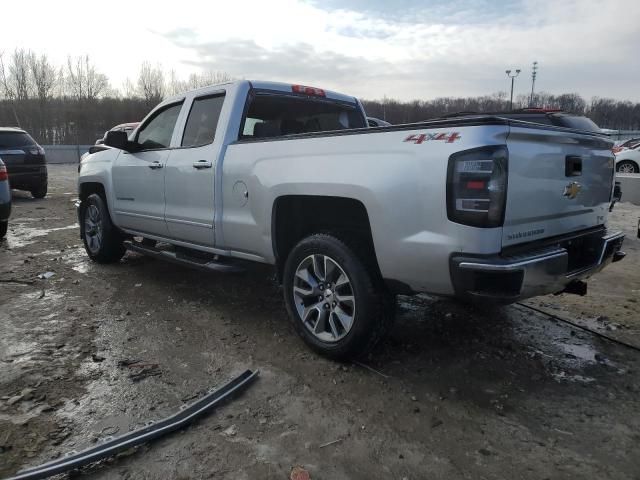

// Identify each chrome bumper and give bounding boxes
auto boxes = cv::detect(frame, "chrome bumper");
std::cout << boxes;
[450,229,625,302]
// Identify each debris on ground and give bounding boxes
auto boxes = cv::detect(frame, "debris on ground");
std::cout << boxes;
[290,465,311,480]
[221,424,238,437]
[128,365,162,382]
[318,438,343,448]
[37,272,55,279]
[4,370,258,480]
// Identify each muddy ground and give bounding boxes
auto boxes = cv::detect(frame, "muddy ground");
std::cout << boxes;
[1,164,639,480]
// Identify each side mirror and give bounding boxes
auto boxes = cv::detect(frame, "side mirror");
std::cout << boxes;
[104,130,130,151]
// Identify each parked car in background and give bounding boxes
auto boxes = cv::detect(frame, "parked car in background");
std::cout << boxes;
[612,137,640,154]
[367,117,391,127]
[615,144,640,173]
[0,128,47,198]
[0,159,11,239]
[95,122,140,145]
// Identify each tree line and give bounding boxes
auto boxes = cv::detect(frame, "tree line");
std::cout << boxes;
[363,92,640,131]
[1,48,639,145]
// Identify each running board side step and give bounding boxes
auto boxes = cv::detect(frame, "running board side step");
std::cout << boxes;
[124,240,245,273]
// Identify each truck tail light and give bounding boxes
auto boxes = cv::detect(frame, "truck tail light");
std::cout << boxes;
[291,85,326,97]
[0,164,8,181]
[28,145,45,156]
[447,145,508,228]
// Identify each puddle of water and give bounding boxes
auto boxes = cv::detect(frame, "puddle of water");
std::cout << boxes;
[6,223,79,248]
[552,371,597,383]
[559,343,597,363]
[60,246,92,274]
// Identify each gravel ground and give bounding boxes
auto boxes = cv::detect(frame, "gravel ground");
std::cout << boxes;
[1,164,639,480]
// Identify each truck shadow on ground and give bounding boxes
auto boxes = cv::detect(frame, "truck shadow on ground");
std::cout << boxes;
[113,252,629,415]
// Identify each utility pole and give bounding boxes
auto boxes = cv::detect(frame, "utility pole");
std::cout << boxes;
[529,61,538,107]
[382,94,387,121]
[505,69,521,111]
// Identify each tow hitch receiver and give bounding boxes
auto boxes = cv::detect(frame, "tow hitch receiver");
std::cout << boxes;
[7,370,259,480]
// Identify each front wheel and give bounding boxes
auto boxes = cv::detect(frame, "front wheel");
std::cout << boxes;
[616,160,639,174]
[283,233,393,360]
[80,193,126,263]
[0,221,7,239]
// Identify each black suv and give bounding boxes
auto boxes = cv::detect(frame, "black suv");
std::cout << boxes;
[0,128,47,198]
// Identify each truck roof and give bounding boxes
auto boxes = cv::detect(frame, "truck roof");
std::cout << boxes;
[165,79,358,106]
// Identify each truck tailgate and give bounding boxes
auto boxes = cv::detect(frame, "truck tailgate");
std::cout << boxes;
[502,125,614,247]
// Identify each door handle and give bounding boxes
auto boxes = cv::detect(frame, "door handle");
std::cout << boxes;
[148,161,163,169]
[193,160,213,169]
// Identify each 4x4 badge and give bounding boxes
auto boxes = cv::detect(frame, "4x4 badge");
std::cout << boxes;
[563,181,582,199]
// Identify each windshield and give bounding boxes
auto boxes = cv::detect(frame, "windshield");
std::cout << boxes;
[0,131,36,148]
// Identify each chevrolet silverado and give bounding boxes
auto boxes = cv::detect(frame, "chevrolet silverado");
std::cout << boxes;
[77,80,625,358]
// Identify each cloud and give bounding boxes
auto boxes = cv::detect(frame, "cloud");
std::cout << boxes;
[1,0,638,102]
[159,0,640,102]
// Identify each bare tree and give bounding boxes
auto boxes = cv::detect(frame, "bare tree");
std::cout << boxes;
[137,62,165,104]
[165,69,184,96]
[66,55,108,100]
[29,53,57,102]
[0,48,32,101]
[185,70,233,90]
[121,77,138,98]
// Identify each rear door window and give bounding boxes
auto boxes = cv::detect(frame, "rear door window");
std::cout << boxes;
[181,94,225,147]
[0,132,36,148]
[241,93,366,139]
[136,102,183,150]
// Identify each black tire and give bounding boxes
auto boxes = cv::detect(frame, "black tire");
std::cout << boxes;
[0,221,7,239]
[80,193,126,263]
[283,233,394,360]
[31,182,48,199]
[616,160,639,174]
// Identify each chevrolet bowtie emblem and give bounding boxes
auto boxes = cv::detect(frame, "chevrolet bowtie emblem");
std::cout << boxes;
[563,181,582,199]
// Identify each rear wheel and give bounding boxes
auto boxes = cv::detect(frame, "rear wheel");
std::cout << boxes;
[0,221,7,239]
[283,233,393,360]
[80,193,126,263]
[31,182,47,199]
[616,160,639,174]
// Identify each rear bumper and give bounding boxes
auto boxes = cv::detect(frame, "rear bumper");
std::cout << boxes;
[450,229,625,302]
[7,166,47,189]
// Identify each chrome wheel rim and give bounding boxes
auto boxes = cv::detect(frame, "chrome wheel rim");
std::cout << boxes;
[293,254,356,343]
[618,163,636,174]
[84,204,103,254]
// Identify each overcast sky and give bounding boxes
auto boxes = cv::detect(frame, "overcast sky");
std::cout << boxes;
[1,0,638,101]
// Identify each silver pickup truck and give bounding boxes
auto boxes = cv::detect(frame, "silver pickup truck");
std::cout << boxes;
[78,80,625,359]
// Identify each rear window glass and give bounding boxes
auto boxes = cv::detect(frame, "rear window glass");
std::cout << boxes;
[0,132,36,148]
[241,93,365,139]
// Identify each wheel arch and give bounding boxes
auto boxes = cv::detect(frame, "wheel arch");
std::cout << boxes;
[271,195,382,283]
[78,182,118,225]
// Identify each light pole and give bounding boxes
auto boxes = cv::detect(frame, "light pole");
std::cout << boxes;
[529,61,538,107]
[505,69,521,110]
